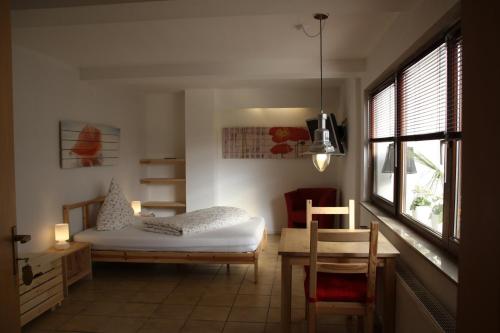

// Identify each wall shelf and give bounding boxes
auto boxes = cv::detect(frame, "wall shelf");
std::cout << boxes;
[140,156,186,214]
[140,178,186,184]
[142,201,186,209]
[140,159,185,165]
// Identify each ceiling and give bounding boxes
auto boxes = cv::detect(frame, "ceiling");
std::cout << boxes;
[11,0,420,91]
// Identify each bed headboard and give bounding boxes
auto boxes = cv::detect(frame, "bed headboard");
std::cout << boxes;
[62,196,105,230]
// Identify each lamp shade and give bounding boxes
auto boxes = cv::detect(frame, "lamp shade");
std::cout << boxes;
[55,223,69,242]
[381,144,395,173]
[381,144,417,174]
[131,201,141,215]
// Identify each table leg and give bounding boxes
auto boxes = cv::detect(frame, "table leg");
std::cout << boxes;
[383,258,396,333]
[281,256,292,333]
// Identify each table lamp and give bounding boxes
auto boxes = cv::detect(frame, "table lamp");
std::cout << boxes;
[54,223,70,250]
[131,201,141,216]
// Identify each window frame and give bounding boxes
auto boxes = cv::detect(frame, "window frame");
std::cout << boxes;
[368,23,462,256]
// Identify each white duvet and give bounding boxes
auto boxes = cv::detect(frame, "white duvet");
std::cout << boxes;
[142,206,250,236]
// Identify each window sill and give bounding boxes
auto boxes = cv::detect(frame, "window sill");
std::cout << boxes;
[360,201,458,284]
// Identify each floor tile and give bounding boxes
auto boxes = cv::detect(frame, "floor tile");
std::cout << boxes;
[238,283,273,296]
[119,302,159,317]
[223,322,266,333]
[22,312,73,331]
[102,316,146,333]
[164,292,202,305]
[59,314,109,332]
[189,306,231,321]
[227,307,269,323]
[153,304,194,320]
[181,320,225,333]
[138,318,185,333]
[82,301,123,316]
[198,293,236,306]
[54,299,90,315]
[234,295,270,308]
[94,289,136,302]
[130,291,170,304]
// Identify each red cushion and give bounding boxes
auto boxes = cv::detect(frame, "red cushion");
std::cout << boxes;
[304,268,367,302]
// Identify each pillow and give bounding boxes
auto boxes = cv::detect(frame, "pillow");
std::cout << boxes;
[96,178,134,231]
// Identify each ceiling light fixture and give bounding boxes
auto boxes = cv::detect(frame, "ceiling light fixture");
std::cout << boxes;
[304,13,336,172]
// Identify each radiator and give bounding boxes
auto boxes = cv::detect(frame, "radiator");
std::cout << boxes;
[396,264,456,333]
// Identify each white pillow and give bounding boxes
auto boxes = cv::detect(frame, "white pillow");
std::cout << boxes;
[96,178,134,231]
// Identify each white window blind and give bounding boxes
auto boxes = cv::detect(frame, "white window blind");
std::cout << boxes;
[399,43,448,137]
[455,38,463,132]
[369,83,395,139]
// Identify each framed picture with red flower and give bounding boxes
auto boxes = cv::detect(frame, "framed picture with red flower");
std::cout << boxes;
[60,120,120,168]
[222,127,311,159]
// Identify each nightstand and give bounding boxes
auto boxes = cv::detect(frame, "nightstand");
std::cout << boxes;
[19,252,64,326]
[47,242,92,296]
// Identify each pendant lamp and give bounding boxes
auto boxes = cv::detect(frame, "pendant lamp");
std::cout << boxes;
[305,13,336,172]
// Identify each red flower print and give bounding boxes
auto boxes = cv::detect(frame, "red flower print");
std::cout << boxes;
[289,127,310,141]
[269,127,291,143]
[71,125,102,166]
[271,143,294,155]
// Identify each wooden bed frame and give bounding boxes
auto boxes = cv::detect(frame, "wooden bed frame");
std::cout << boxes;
[63,197,267,283]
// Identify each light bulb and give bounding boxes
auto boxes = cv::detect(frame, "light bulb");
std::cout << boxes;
[312,154,330,172]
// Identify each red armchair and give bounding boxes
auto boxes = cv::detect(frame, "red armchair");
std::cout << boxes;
[284,188,337,228]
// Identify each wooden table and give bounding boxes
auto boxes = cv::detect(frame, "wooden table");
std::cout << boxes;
[278,228,399,333]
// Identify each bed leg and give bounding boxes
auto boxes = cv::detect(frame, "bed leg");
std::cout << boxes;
[226,264,230,273]
[254,259,259,284]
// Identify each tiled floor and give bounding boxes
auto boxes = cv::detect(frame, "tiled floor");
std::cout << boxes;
[22,236,358,333]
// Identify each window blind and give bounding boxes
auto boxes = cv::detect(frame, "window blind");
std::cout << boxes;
[369,83,395,139]
[454,37,463,132]
[398,43,448,137]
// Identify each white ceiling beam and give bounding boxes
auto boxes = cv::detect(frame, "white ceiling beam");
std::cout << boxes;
[12,0,417,27]
[79,59,366,81]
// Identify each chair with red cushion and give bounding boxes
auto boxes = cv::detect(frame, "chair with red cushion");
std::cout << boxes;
[284,188,337,228]
[305,220,379,333]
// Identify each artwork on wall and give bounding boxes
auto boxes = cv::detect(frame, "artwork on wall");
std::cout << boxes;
[60,120,120,169]
[222,127,311,159]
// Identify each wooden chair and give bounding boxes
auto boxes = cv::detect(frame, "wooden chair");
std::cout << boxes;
[306,220,379,333]
[306,199,355,230]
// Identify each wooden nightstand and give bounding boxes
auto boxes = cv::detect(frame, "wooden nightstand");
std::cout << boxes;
[47,242,92,296]
[19,252,64,326]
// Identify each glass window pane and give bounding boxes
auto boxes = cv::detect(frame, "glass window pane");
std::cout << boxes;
[373,142,394,202]
[402,140,445,234]
[454,141,462,239]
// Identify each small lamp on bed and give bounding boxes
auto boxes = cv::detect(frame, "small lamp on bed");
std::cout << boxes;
[54,223,70,250]
[131,201,141,216]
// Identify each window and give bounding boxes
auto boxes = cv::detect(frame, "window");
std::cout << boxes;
[369,83,395,203]
[368,26,462,253]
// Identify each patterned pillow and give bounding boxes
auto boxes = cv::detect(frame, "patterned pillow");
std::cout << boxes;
[96,178,134,231]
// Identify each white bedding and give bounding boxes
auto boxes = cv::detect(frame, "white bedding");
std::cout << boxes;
[143,206,250,236]
[74,216,265,252]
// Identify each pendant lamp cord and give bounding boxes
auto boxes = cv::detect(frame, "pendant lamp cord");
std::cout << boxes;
[319,16,323,114]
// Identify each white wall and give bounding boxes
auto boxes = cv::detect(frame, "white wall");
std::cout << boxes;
[184,89,217,211]
[213,88,342,233]
[143,92,185,216]
[12,46,144,253]
[335,78,362,225]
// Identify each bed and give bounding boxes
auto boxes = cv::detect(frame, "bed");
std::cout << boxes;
[63,197,267,282]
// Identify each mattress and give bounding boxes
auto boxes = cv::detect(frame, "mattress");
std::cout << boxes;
[74,216,265,252]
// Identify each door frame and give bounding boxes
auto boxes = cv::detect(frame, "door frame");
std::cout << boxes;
[0,1,21,332]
